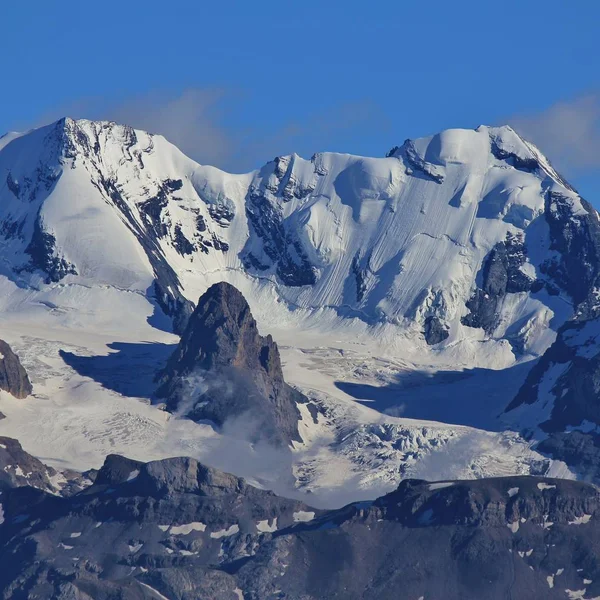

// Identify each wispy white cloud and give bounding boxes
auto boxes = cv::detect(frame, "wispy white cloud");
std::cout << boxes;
[17,88,388,173]
[107,89,234,168]
[509,93,600,174]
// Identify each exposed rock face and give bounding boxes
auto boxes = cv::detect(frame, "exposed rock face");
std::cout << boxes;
[242,156,318,287]
[2,455,600,600]
[503,192,600,473]
[0,339,32,399]
[423,315,449,345]
[462,232,536,334]
[0,436,57,492]
[0,452,316,599]
[0,436,89,496]
[157,282,303,447]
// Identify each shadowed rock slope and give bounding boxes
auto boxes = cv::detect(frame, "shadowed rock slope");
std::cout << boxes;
[157,282,304,447]
[2,450,600,599]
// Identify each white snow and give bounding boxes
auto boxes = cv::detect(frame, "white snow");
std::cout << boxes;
[565,589,587,600]
[256,518,278,533]
[169,522,206,535]
[507,520,519,533]
[0,117,589,510]
[428,482,454,491]
[537,482,557,491]
[293,511,315,523]
[507,487,519,497]
[569,514,592,525]
[209,524,239,538]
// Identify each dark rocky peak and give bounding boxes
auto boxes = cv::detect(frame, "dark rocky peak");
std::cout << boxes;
[164,281,281,375]
[158,282,303,447]
[0,339,32,399]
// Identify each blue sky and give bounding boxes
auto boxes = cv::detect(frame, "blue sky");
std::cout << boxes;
[2,0,599,200]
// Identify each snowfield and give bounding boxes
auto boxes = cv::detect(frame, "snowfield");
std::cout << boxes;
[0,117,589,507]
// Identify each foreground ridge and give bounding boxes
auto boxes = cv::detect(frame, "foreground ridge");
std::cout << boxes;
[1,443,599,599]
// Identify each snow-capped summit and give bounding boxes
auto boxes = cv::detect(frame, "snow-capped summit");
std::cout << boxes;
[0,118,593,363]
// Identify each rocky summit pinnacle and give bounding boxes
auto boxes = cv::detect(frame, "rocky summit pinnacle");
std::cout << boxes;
[157,282,303,447]
[0,339,32,399]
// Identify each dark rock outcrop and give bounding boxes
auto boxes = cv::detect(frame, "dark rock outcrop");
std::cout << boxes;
[462,232,535,334]
[0,339,32,399]
[0,436,57,492]
[241,157,317,287]
[423,315,449,345]
[2,454,600,600]
[157,282,303,447]
[0,436,88,496]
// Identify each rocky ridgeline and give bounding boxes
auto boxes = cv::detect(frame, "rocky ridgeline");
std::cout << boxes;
[157,282,304,447]
[1,446,600,599]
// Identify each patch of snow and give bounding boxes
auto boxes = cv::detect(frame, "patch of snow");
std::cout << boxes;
[256,518,278,533]
[293,511,315,523]
[565,590,587,600]
[507,487,519,497]
[537,482,557,491]
[210,524,239,538]
[169,522,206,535]
[569,514,592,525]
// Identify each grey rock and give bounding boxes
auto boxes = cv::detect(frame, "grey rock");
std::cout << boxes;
[0,436,57,493]
[2,453,600,600]
[157,282,303,447]
[462,232,534,334]
[423,315,449,345]
[0,338,32,399]
[241,157,317,287]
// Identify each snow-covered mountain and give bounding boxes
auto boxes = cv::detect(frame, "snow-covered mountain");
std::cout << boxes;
[1,118,592,356]
[0,116,597,504]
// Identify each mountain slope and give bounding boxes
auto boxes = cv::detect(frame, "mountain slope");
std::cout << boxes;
[0,116,596,505]
[0,118,592,363]
[1,449,599,600]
